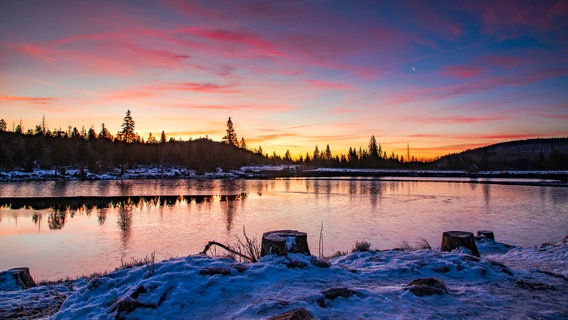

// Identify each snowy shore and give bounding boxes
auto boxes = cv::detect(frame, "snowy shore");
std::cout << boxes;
[1,238,567,319]
[1,165,567,183]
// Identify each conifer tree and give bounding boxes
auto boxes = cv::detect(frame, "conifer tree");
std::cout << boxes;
[119,109,137,143]
[160,130,167,144]
[98,123,112,141]
[324,144,332,160]
[240,137,247,149]
[313,145,320,160]
[0,119,6,132]
[87,126,97,140]
[147,132,157,144]
[369,135,379,160]
[222,117,238,146]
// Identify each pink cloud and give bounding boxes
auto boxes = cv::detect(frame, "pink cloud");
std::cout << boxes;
[441,65,483,78]
[0,95,57,104]
[405,115,508,124]
[307,80,351,90]
[385,67,568,105]
[187,28,285,58]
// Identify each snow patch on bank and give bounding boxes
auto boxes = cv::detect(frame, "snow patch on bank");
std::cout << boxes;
[1,239,567,319]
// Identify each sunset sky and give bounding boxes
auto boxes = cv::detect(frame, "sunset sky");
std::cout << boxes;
[1,0,567,159]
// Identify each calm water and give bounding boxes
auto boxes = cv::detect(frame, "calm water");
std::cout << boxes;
[1,178,567,281]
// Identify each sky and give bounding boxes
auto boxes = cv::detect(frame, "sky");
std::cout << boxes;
[1,0,567,159]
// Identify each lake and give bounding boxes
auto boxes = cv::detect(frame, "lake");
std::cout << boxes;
[1,178,567,281]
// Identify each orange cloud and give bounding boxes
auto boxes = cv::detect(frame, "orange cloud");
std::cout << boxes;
[0,95,57,104]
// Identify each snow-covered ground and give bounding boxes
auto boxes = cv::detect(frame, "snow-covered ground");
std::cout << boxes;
[1,165,567,182]
[1,238,566,319]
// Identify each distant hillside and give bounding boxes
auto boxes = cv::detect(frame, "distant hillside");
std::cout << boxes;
[0,131,272,174]
[433,138,568,171]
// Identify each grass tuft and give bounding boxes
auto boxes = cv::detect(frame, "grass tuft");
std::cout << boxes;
[352,241,372,252]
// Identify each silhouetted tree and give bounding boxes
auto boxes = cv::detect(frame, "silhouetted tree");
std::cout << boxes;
[313,145,320,161]
[324,144,332,160]
[119,109,137,143]
[222,117,238,146]
[0,119,7,132]
[98,123,112,140]
[240,137,247,149]
[87,126,97,140]
[147,132,157,144]
[368,135,379,161]
[160,130,167,144]
[284,149,292,161]
[14,121,23,134]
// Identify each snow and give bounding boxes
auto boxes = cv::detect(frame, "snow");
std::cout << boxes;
[1,166,567,182]
[1,238,567,319]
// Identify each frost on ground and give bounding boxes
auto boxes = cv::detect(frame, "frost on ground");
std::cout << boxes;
[1,238,567,319]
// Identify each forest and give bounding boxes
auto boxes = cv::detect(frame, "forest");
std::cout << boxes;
[1,111,567,176]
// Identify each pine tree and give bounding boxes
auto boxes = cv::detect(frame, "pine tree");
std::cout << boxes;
[98,123,112,140]
[87,126,97,140]
[284,149,292,161]
[160,131,167,144]
[120,109,137,143]
[313,145,320,160]
[368,135,379,160]
[222,117,238,146]
[0,119,6,132]
[240,137,247,149]
[324,144,332,160]
[147,132,157,144]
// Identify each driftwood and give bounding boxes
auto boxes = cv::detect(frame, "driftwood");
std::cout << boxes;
[260,230,311,257]
[441,231,480,257]
[200,241,253,262]
[477,230,495,240]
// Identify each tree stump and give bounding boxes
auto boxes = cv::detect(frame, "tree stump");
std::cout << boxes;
[260,230,311,257]
[0,267,36,289]
[441,231,480,257]
[477,230,495,240]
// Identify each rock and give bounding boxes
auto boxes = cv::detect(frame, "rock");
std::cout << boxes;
[268,307,315,320]
[199,266,232,276]
[318,287,357,307]
[407,278,448,296]
[0,267,36,291]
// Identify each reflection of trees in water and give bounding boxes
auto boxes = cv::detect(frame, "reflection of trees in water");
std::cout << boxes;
[48,209,66,230]
[483,184,491,205]
[368,180,382,209]
[117,200,134,244]
[97,208,107,225]
[32,213,42,231]
[220,193,247,231]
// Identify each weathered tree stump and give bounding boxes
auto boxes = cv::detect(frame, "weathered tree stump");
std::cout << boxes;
[260,230,310,257]
[477,230,495,240]
[441,231,480,257]
[0,267,36,290]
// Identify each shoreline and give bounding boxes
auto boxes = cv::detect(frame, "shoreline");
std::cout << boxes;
[1,165,567,187]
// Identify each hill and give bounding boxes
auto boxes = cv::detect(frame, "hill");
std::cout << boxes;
[0,131,272,175]
[432,138,568,171]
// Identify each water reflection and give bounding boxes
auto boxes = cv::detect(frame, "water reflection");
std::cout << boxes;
[7,194,248,231]
[48,209,66,230]
[117,200,133,245]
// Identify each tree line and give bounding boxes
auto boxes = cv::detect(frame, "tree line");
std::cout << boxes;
[1,111,566,173]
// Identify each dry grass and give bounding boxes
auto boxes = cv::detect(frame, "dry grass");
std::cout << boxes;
[230,226,261,262]
[352,241,372,252]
